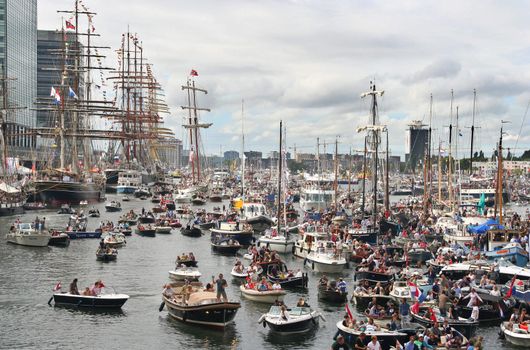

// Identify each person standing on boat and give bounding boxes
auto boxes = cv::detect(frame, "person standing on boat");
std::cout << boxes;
[462,288,483,308]
[69,278,79,295]
[213,274,228,302]
[399,298,410,327]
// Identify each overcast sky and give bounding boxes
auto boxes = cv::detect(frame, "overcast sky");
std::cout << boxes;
[38,0,530,159]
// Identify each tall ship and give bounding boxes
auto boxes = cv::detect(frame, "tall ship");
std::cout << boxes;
[0,69,29,215]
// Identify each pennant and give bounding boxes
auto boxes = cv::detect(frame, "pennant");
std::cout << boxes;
[68,87,78,99]
[190,69,198,77]
[345,303,353,320]
[50,86,56,97]
[505,275,517,298]
[65,20,75,30]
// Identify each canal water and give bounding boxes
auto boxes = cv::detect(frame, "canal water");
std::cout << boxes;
[0,194,524,349]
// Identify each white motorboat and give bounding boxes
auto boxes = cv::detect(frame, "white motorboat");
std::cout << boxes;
[304,250,348,273]
[103,232,126,247]
[389,280,413,302]
[169,267,202,281]
[231,265,263,278]
[155,226,172,234]
[501,321,530,347]
[257,233,295,254]
[239,285,286,303]
[6,223,51,247]
[259,305,323,333]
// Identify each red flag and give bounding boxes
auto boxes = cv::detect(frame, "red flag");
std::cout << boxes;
[190,69,198,76]
[53,282,62,291]
[506,275,517,298]
[345,303,353,320]
[65,20,75,30]
[428,307,437,322]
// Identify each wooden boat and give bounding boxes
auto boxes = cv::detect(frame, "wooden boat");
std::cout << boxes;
[317,284,347,303]
[266,262,308,289]
[136,224,156,237]
[96,247,118,261]
[51,292,129,309]
[259,305,323,333]
[410,305,479,339]
[211,238,242,255]
[231,265,263,278]
[239,285,286,303]
[48,231,70,247]
[163,289,240,328]
[335,321,417,349]
[180,225,202,237]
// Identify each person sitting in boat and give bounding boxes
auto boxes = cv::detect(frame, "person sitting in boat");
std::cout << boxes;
[203,283,214,292]
[272,281,282,290]
[337,278,347,294]
[182,281,193,304]
[90,280,104,296]
[319,275,329,287]
[258,277,270,291]
[69,278,80,295]
[364,317,380,332]
[80,287,91,296]
[163,284,174,298]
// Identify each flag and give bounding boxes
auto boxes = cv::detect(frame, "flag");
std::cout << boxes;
[418,291,427,303]
[65,20,75,30]
[428,307,437,322]
[68,87,78,99]
[50,86,56,97]
[506,275,517,298]
[408,281,420,298]
[345,303,353,320]
[411,301,420,314]
[53,90,61,104]
[190,69,198,76]
[53,282,62,291]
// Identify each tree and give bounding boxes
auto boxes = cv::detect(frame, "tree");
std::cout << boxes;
[479,150,485,160]
[521,150,530,160]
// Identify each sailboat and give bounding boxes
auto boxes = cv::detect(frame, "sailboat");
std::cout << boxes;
[0,74,28,216]
[258,121,295,254]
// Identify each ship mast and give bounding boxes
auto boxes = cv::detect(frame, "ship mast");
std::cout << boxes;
[181,75,211,184]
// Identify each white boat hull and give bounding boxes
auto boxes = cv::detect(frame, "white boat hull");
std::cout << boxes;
[258,237,295,254]
[6,233,50,247]
[305,259,346,273]
[501,322,530,347]
[240,286,286,303]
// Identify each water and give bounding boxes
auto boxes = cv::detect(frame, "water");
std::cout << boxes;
[0,194,522,349]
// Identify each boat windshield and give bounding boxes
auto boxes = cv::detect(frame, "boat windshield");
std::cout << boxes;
[18,223,32,230]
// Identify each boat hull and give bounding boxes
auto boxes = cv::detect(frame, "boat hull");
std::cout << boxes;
[53,293,128,308]
[240,286,286,303]
[181,227,202,237]
[6,233,50,247]
[0,203,25,217]
[66,231,102,239]
[35,181,104,205]
[164,297,240,328]
[501,322,530,347]
[257,237,295,254]
[265,316,317,333]
[116,186,136,194]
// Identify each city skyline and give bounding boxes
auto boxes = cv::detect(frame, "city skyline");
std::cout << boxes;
[37,0,530,159]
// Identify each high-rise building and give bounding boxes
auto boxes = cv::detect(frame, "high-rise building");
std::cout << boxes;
[407,120,428,171]
[37,30,80,128]
[223,150,239,162]
[0,0,38,155]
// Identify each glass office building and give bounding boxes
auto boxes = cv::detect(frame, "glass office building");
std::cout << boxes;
[0,0,37,150]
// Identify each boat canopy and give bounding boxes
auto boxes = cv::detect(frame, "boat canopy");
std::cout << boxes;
[467,219,505,234]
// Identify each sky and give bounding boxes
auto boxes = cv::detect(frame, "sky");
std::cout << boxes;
[38,0,530,159]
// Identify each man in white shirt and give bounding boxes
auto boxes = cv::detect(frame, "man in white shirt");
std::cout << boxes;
[367,336,381,350]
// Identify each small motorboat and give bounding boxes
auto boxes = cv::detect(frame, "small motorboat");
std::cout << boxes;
[259,305,323,333]
[335,321,419,349]
[79,200,88,207]
[176,257,198,268]
[57,204,75,214]
[136,224,156,237]
[350,291,395,310]
[122,195,131,202]
[168,219,182,228]
[138,213,156,224]
[266,262,308,289]
[162,282,240,328]
[103,232,126,247]
[180,225,202,237]
[151,195,161,203]
[48,231,70,247]
[317,284,347,303]
[239,285,286,304]
[51,291,129,309]
[191,194,206,206]
[500,321,530,347]
[389,280,414,302]
[169,266,202,281]
[304,250,348,273]
[231,264,263,278]
[88,208,100,217]
[410,305,479,340]
[105,200,122,212]
[96,247,118,261]
[211,238,242,255]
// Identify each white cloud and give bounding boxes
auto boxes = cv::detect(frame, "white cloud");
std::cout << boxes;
[38,0,530,157]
